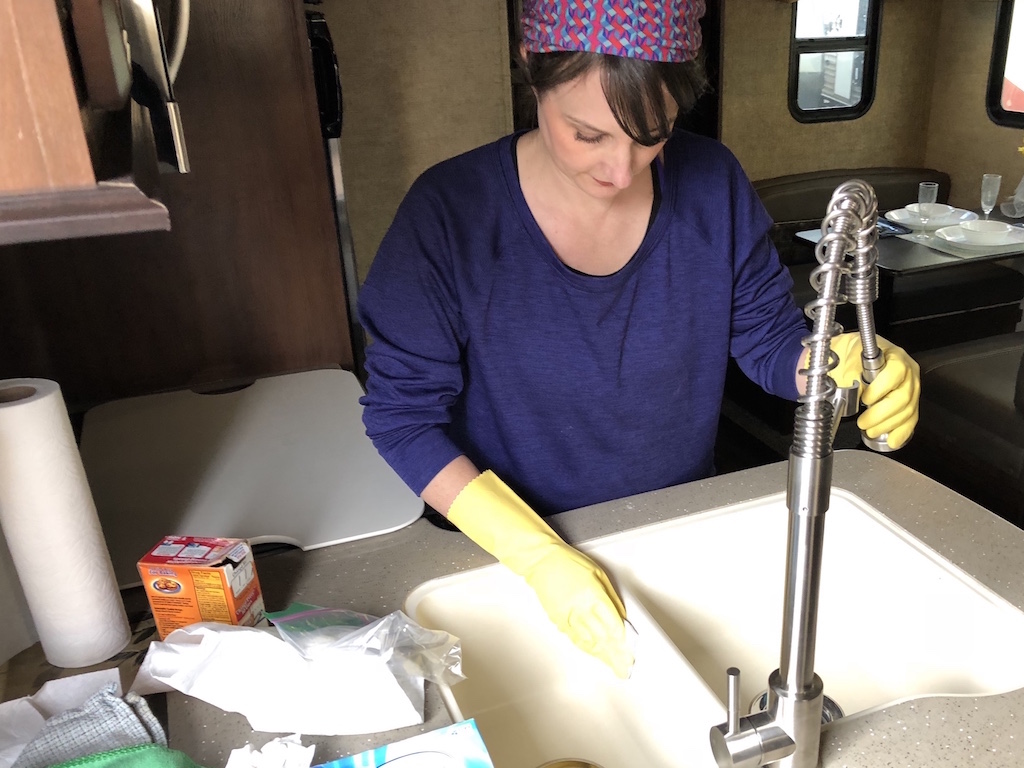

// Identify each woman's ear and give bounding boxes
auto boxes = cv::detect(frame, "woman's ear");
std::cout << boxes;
[518,43,539,101]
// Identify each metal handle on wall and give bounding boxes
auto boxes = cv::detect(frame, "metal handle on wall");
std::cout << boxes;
[166,0,190,84]
[122,0,190,173]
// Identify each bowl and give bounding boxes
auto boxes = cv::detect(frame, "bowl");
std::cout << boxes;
[959,219,1014,245]
[906,202,955,219]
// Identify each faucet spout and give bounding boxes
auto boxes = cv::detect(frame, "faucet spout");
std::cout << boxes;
[710,180,881,768]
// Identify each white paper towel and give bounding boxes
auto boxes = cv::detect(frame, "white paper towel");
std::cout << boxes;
[131,624,424,735]
[0,379,130,668]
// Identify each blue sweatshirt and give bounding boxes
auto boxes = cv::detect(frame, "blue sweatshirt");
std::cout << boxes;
[359,130,808,515]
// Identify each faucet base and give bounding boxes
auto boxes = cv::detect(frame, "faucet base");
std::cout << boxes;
[765,670,825,768]
[753,690,844,725]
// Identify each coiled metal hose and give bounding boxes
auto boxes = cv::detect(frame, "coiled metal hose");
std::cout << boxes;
[794,180,880,459]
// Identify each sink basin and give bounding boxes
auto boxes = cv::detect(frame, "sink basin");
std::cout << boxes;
[406,571,724,768]
[588,489,1024,717]
[405,488,1024,767]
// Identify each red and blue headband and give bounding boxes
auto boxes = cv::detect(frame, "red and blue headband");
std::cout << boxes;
[521,0,706,64]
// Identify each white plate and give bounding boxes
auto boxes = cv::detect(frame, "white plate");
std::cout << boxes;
[934,224,1024,250]
[886,206,979,231]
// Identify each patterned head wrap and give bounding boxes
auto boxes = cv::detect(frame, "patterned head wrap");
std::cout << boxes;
[521,0,706,63]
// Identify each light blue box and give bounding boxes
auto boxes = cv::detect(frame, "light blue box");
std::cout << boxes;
[313,719,496,768]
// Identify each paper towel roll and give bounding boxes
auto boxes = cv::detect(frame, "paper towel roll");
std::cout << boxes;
[0,379,130,668]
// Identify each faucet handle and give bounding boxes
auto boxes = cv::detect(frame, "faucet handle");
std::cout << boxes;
[828,380,861,444]
[710,667,794,768]
[726,667,742,735]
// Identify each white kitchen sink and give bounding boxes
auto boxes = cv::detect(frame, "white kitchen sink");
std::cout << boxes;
[406,569,724,768]
[589,489,1024,717]
[405,489,1024,768]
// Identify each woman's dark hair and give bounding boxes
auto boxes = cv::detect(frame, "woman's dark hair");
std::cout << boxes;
[514,49,709,146]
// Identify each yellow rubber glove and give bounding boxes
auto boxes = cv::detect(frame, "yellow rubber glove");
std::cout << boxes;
[829,332,921,449]
[447,471,633,678]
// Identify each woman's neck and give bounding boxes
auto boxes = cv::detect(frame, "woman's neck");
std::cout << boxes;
[515,130,657,276]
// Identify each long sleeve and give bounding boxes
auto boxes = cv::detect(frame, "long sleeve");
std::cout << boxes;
[358,178,468,496]
[358,132,808,515]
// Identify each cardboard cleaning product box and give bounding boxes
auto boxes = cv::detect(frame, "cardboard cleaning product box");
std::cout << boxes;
[138,536,265,639]
[313,719,496,768]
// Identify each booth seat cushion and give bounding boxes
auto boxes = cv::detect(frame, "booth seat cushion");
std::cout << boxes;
[754,167,952,225]
[899,332,1024,524]
[755,167,951,268]
[915,332,1024,450]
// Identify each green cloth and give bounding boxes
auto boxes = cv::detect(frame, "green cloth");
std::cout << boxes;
[51,744,208,768]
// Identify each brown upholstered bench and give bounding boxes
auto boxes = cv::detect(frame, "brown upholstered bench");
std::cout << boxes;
[756,167,951,269]
[897,332,1024,526]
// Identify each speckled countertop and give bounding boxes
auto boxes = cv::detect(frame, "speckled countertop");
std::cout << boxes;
[169,450,1024,767]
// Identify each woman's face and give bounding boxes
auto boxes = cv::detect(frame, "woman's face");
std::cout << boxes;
[535,67,676,199]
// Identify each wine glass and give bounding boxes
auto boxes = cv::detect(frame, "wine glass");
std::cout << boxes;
[981,174,1002,219]
[915,181,939,241]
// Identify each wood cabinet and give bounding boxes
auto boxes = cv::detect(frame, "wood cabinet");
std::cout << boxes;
[0,0,352,411]
[0,0,170,244]
[1,0,94,195]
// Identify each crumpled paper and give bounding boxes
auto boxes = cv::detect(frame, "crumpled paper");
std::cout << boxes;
[0,669,121,768]
[224,734,314,768]
[130,624,423,735]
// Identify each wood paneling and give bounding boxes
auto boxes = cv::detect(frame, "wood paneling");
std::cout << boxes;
[720,0,939,181]
[0,0,95,194]
[719,0,1023,210]
[925,0,1023,211]
[0,0,351,411]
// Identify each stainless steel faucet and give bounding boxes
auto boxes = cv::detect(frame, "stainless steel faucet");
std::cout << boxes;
[710,180,892,768]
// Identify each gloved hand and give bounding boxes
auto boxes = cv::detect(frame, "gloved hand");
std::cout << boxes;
[829,332,920,449]
[447,470,633,678]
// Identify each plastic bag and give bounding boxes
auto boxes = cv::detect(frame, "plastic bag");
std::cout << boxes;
[265,603,377,653]
[266,604,465,688]
[1001,175,1024,218]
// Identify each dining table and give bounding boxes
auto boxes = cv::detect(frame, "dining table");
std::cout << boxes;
[796,207,1024,276]
[795,207,1024,337]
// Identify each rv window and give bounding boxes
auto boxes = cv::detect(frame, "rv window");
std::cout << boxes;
[788,0,881,123]
[987,0,1024,128]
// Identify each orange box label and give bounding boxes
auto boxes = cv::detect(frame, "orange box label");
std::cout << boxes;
[138,536,265,639]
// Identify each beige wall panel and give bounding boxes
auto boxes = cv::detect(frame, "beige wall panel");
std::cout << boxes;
[925,0,1023,210]
[320,1,514,283]
[721,0,938,182]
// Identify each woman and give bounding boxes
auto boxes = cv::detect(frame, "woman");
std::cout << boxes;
[358,0,919,678]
